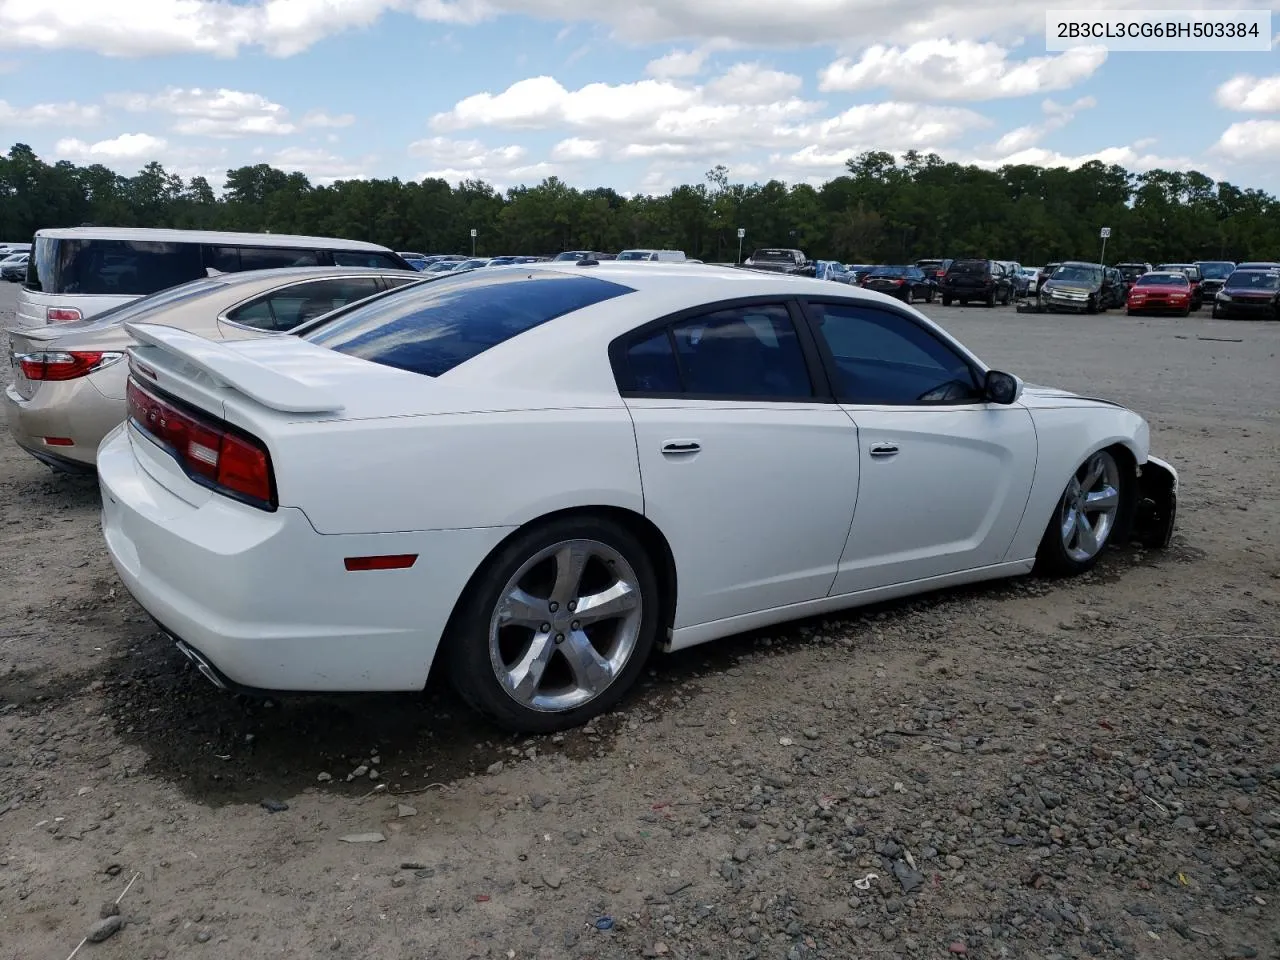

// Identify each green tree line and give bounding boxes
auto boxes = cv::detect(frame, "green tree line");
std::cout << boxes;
[2,142,1278,265]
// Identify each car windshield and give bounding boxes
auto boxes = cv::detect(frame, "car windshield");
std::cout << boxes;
[1139,273,1188,286]
[1052,264,1102,283]
[305,271,634,377]
[1227,271,1280,290]
[1197,262,1235,279]
[1118,265,1146,278]
[616,251,651,261]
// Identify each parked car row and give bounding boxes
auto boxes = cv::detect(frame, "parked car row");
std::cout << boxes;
[5,255,1179,734]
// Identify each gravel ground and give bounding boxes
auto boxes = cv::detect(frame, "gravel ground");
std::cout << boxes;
[2,283,1278,960]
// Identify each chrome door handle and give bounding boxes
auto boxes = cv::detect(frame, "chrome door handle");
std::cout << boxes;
[869,443,899,458]
[662,440,701,455]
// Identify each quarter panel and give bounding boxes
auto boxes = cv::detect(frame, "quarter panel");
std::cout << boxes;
[270,407,645,535]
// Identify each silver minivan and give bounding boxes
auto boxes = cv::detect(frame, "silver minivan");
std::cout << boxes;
[17,226,413,328]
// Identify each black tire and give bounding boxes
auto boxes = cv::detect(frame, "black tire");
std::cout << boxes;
[443,514,662,733]
[1085,295,1099,315]
[1035,448,1133,577]
[1211,305,1221,319]
[984,290,995,307]
[1180,306,1191,318]
[942,295,952,306]
[925,288,935,304]
[959,298,969,306]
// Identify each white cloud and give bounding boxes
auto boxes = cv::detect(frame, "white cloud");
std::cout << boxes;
[54,133,168,161]
[0,0,1235,57]
[432,75,700,131]
[0,59,18,73]
[408,136,554,186]
[973,142,1208,178]
[706,62,802,104]
[0,98,101,125]
[990,95,1095,154]
[108,87,352,138]
[646,48,709,78]
[550,137,604,161]
[300,109,357,128]
[1216,75,1280,112]
[429,66,989,179]
[270,146,373,184]
[819,40,1106,101]
[1213,120,1280,162]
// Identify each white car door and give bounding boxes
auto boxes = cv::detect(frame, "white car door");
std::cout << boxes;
[800,299,1038,595]
[615,300,860,629]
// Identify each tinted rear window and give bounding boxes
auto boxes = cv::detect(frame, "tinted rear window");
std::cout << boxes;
[305,272,634,377]
[27,238,206,295]
[947,260,988,275]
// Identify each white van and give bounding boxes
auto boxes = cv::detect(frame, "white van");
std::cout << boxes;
[616,249,687,262]
[15,227,412,328]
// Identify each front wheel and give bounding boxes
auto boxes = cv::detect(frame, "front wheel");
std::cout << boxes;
[444,515,661,733]
[1035,449,1128,576]
[925,288,935,304]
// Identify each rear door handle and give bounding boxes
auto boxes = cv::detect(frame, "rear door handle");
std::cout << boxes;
[662,440,701,455]
[869,443,899,458]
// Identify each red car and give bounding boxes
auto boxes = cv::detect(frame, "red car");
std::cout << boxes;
[1126,271,1193,316]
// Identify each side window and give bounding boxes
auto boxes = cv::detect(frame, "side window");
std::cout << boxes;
[622,331,682,393]
[333,250,402,269]
[227,277,383,331]
[619,303,813,398]
[238,247,320,270]
[382,274,421,289]
[808,302,981,406]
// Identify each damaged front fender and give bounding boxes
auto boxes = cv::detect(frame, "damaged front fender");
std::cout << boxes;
[1133,455,1178,549]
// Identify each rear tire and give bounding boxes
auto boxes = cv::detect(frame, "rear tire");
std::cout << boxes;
[984,290,995,307]
[925,289,935,304]
[443,514,662,733]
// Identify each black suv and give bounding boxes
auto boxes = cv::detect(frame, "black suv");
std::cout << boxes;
[940,259,1013,306]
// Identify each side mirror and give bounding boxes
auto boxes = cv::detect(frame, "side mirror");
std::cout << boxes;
[984,370,1022,405]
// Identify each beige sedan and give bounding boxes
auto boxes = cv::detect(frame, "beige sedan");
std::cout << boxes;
[4,266,421,471]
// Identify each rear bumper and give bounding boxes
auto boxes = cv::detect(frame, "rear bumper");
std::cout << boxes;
[3,378,121,468]
[97,423,513,693]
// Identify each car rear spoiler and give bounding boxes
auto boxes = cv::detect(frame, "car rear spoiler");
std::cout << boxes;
[123,322,345,414]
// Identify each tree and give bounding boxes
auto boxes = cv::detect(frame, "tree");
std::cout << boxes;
[3,142,1279,266]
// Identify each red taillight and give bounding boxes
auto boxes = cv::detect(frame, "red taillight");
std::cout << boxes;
[344,555,418,572]
[125,377,275,509]
[46,307,83,323]
[18,351,121,381]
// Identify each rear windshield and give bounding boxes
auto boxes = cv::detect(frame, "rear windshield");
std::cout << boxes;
[1052,264,1102,283]
[751,250,798,262]
[1138,273,1188,286]
[305,272,634,377]
[1196,262,1235,279]
[1118,265,1146,278]
[616,251,652,261]
[1227,271,1280,290]
[23,236,399,296]
[947,260,988,275]
[868,266,911,277]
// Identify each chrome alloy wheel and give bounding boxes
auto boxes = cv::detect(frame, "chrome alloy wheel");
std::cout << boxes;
[488,539,643,713]
[1059,450,1122,563]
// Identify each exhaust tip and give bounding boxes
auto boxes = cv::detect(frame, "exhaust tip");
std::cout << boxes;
[174,639,229,691]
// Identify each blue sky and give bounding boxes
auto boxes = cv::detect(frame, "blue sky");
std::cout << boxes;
[1,1,1278,195]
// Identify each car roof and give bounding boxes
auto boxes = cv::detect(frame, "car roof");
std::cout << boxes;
[31,226,394,251]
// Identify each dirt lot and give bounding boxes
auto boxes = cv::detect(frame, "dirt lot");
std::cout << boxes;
[2,282,1278,960]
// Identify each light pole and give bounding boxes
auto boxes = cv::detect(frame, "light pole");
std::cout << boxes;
[1099,226,1111,265]
[470,228,477,257]
[737,227,745,264]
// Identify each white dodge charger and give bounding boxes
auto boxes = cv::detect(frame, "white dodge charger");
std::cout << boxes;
[97,262,1178,732]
